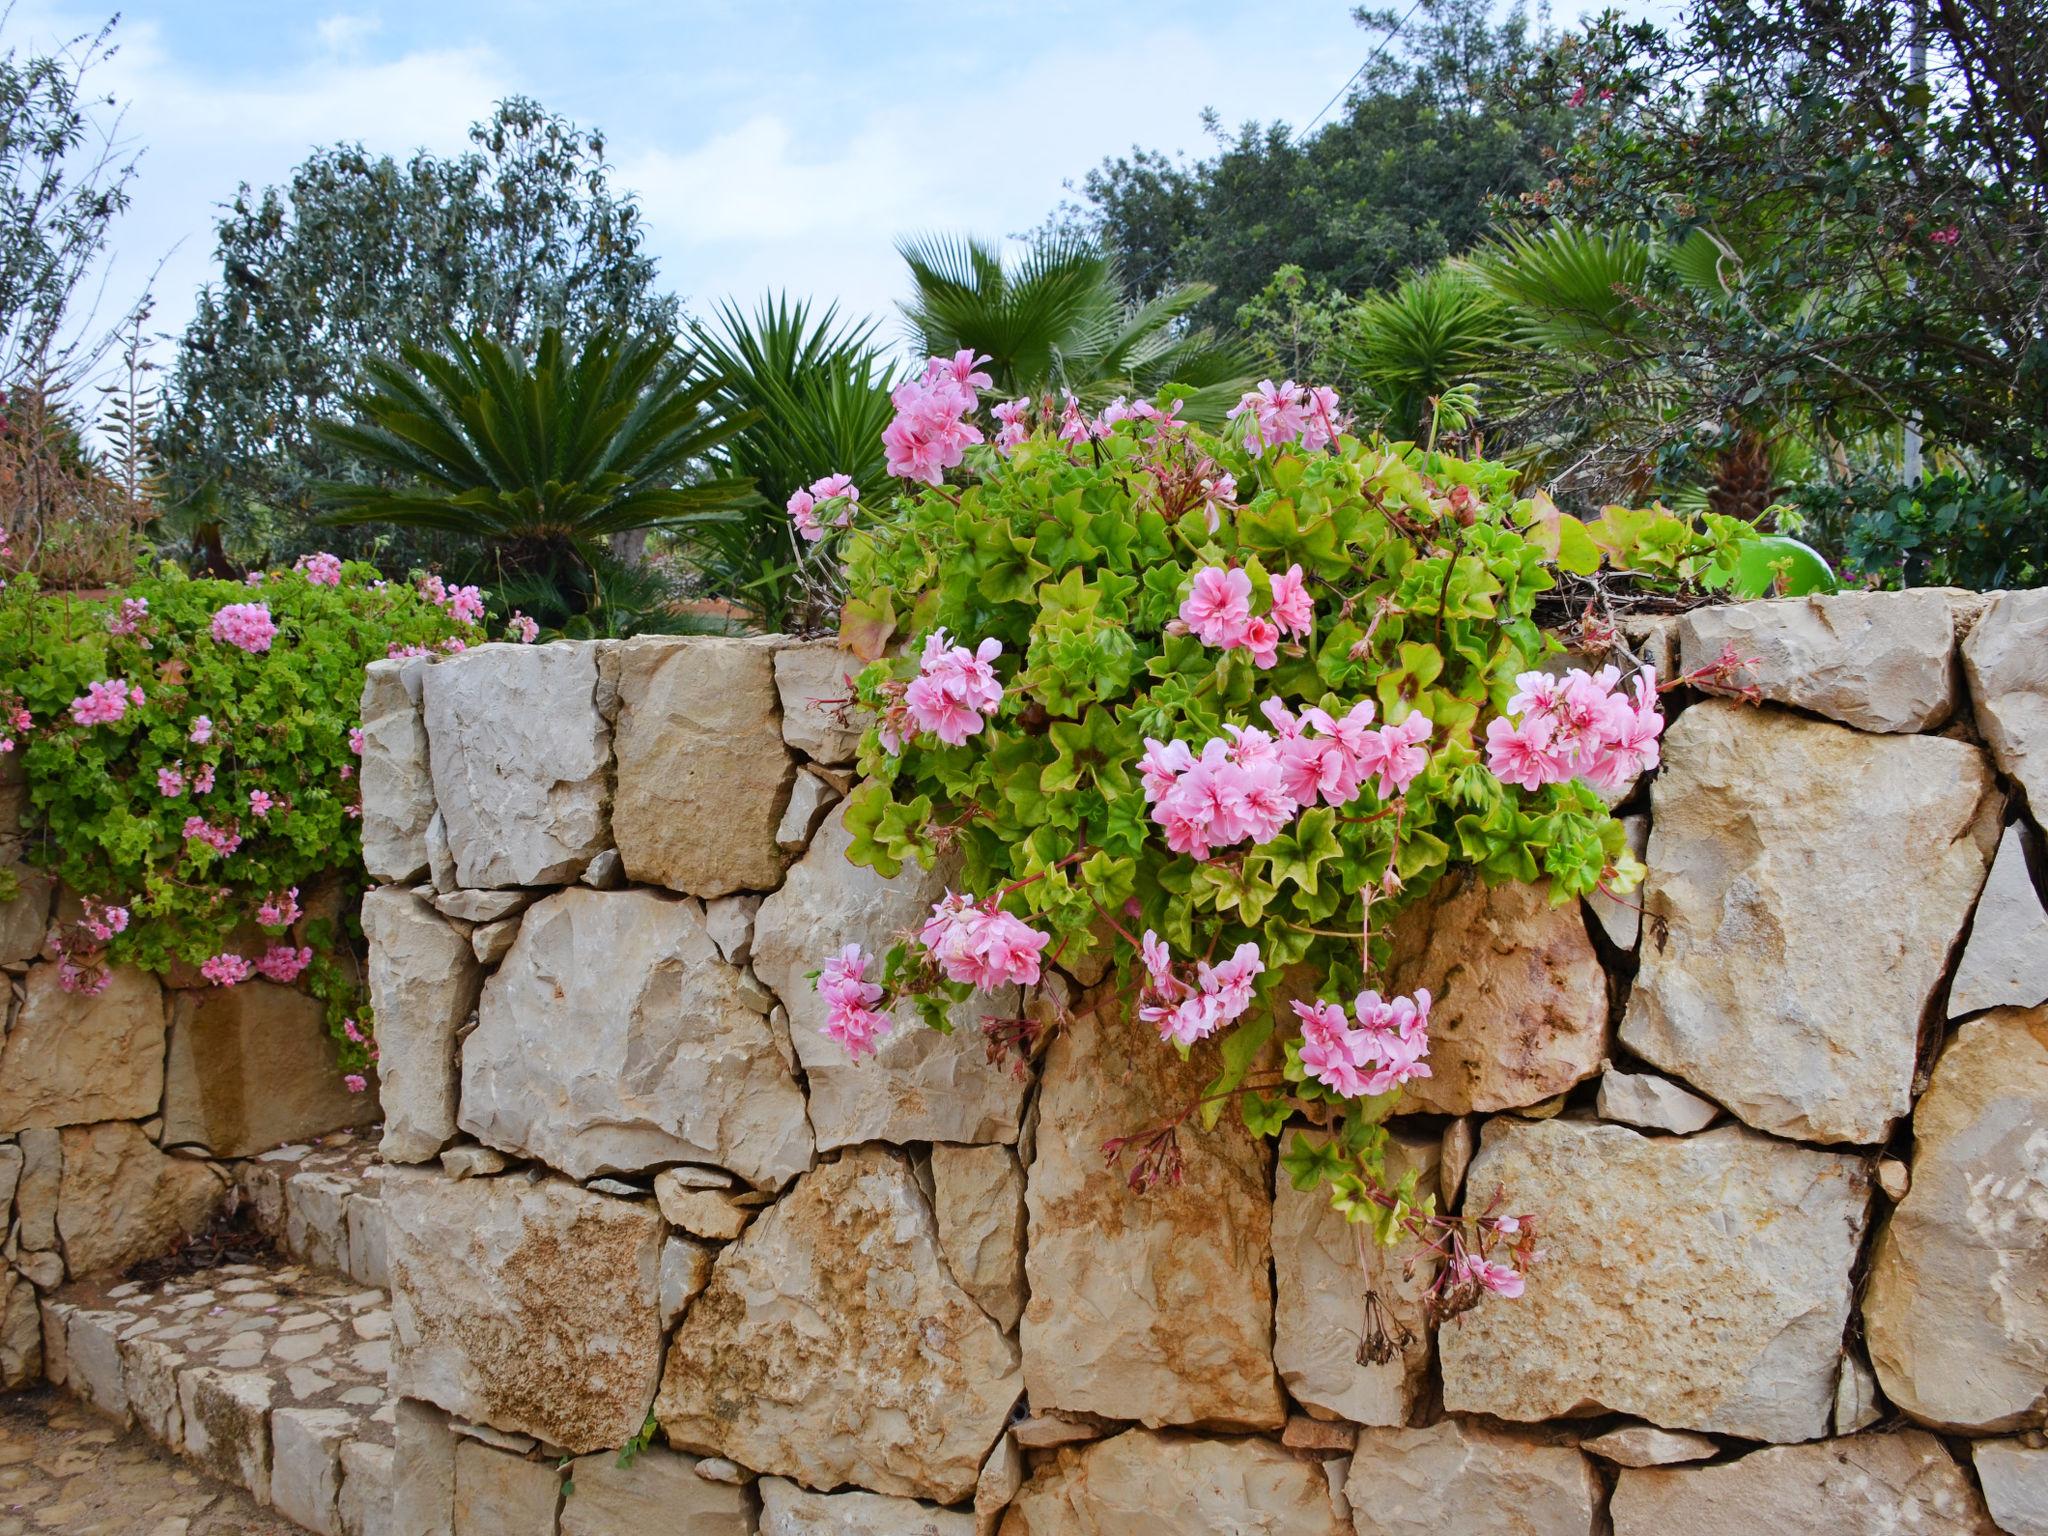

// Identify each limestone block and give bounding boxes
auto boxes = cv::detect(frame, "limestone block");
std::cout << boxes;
[1975,1440,2048,1536]
[1579,1424,1718,1467]
[160,981,379,1156]
[179,1367,274,1504]
[341,1438,397,1536]
[1346,1420,1603,1536]
[1949,820,2048,1016]
[560,1447,754,1536]
[461,887,813,1188]
[1585,813,1648,950]
[774,639,869,765]
[118,1330,186,1442]
[1595,1065,1720,1134]
[1964,587,2048,813]
[393,1398,457,1536]
[998,1429,1347,1535]
[1620,702,2000,1143]
[360,656,435,883]
[422,643,611,888]
[451,1439,561,1536]
[777,767,841,851]
[0,1268,39,1388]
[930,1143,1028,1331]
[386,1169,665,1454]
[0,963,163,1130]
[57,1120,226,1277]
[658,1236,714,1328]
[362,887,482,1165]
[761,1476,976,1535]
[66,1306,127,1418]
[613,635,794,897]
[0,863,53,967]
[272,1406,356,1536]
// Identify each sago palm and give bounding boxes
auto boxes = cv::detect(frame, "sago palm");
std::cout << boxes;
[315,326,753,629]
[897,233,1256,425]
[684,295,898,629]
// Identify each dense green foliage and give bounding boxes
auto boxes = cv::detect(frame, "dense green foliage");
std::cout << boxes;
[161,99,678,570]
[0,565,472,1073]
[1793,472,2048,591]
[316,326,754,635]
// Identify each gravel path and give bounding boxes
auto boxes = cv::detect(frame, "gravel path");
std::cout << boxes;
[0,1387,301,1536]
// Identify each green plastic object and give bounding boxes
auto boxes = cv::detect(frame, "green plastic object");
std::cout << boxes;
[1731,535,1838,598]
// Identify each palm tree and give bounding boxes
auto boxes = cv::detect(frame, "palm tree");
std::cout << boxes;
[897,234,1256,425]
[315,327,752,633]
[1334,263,1511,442]
[683,296,898,630]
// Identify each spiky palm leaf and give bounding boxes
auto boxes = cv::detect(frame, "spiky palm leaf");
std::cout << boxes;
[1469,225,1654,357]
[1335,264,1511,441]
[897,233,1254,424]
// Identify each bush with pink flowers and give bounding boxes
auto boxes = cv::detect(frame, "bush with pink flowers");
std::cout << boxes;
[818,370,1756,1315]
[0,556,480,1078]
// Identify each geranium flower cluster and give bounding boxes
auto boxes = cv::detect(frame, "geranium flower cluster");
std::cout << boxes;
[295,551,344,587]
[819,891,1053,1060]
[70,678,140,726]
[255,943,313,983]
[1137,930,1265,1046]
[883,350,989,484]
[1483,665,1663,795]
[200,953,253,986]
[182,815,243,856]
[418,574,486,625]
[1139,699,1433,861]
[785,473,859,543]
[0,699,28,753]
[258,887,302,927]
[1226,379,1345,452]
[211,602,277,654]
[50,898,130,995]
[1177,564,1313,667]
[106,597,149,636]
[507,612,539,644]
[883,628,1005,750]
[1291,988,1433,1099]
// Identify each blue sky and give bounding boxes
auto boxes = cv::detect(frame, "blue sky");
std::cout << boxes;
[9,1,1662,362]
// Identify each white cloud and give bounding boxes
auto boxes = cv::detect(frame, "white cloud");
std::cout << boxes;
[315,13,384,54]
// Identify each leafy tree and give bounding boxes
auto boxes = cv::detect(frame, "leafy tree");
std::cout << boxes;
[161,98,678,568]
[897,233,1253,423]
[315,327,752,636]
[1511,0,2048,496]
[1046,0,1568,321]
[683,295,898,631]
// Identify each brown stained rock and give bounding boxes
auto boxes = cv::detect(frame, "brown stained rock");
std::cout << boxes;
[1949,820,2048,1017]
[612,636,795,898]
[930,1143,1028,1332]
[1439,1118,1870,1443]
[0,964,164,1131]
[450,1438,560,1536]
[460,887,813,1189]
[1864,1007,2048,1432]
[1608,1431,1995,1534]
[1021,997,1284,1432]
[759,1476,978,1535]
[56,1122,226,1278]
[0,1269,39,1389]
[1273,1126,1438,1426]
[560,1446,752,1536]
[385,1169,664,1455]
[656,1146,1021,1504]
[998,1429,1347,1535]
[1620,701,2001,1144]
[773,640,871,766]
[159,982,379,1157]
[0,861,53,966]
[1385,869,1608,1116]
[179,1367,275,1505]
[1346,1419,1603,1536]
[421,642,611,889]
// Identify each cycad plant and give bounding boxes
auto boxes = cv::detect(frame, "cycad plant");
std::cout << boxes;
[683,296,898,630]
[315,326,753,633]
[897,233,1255,424]
[1334,263,1511,442]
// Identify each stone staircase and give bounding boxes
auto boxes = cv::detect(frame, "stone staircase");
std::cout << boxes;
[37,1129,397,1536]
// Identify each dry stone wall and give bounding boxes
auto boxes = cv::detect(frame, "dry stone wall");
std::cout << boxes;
[361,591,2048,1536]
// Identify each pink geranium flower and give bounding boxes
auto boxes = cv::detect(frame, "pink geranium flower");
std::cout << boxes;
[200,953,253,986]
[902,629,1004,746]
[69,679,133,726]
[211,602,277,654]
[1179,566,1253,649]
[1268,564,1313,638]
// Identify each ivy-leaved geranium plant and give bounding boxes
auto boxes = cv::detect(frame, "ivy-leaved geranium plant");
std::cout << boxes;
[0,553,520,1082]
[801,360,1744,1325]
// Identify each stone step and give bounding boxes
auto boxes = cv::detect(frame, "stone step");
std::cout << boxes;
[39,1255,396,1536]
[232,1128,388,1290]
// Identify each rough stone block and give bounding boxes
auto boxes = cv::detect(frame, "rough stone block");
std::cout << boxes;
[272,1407,356,1535]
[1346,1420,1603,1536]
[360,656,436,883]
[363,886,483,1165]
[57,1121,225,1277]
[773,639,869,765]
[559,1446,752,1536]
[179,1366,274,1504]
[0,963,164,1130]
[451,1439,561,1536]
[160,981,379,1156]
[1001,1429,1347,1534]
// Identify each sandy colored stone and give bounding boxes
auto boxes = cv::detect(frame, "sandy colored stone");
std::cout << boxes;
[385,1169,665,1454]
[1620,701,2000,1143]
[1385,870,1608,1115]
[560,1446,752,1536]
[422,642,611,888]
[1440,1118,1870,1442]
[659,1235,714,1328]
[1579,1424,1717,1467]
[179,1367,274,1505]
[363,886,483,1165]
[1609,1431,1994,1534]
[360,656,435,883]
[0,1268,39,1388]
[998,1429,1346,1535]
[1974,1440,2048,1536]
[160,982,378,1156]
[1834,1352,1883,1433]
[753,803,1027,1149]
[931,1143,1028,1331]
[1585,813,1648,951]
[1864,1007,2048,1431]
[430,889,532,925]
[1595,1065,1719,1134]
[1950,820,2048,1016]
[760,1477,977,1536]
[16,1124,58,1251]
[451,1439,559,1536]
[657,1146,1021,1504]
[0,861,52,966]
[653,1174,751,1241]
[1022,997,1284,1432]
[774,640,869,765]
[462,888,812,1188]
[1679,589,1969,732]
[1274,1126,1437,1425]
[469,918,517,964]
[613,635,794,897]
[777,767,841,851]
[1439,1116,1474,1208]
[976,1435,1025,1536]
[272,1406,355,1536]
[701,893,761,966]
[393,1397,456,1536]
[341,1438,396,1536]
[1346,1420,1601,1536]
[56,1120,226,1277]
[1965,587,2048,813]
[0,963,163,1130]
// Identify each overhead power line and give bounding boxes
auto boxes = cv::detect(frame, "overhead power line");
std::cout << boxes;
[1299,0,1428,139]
